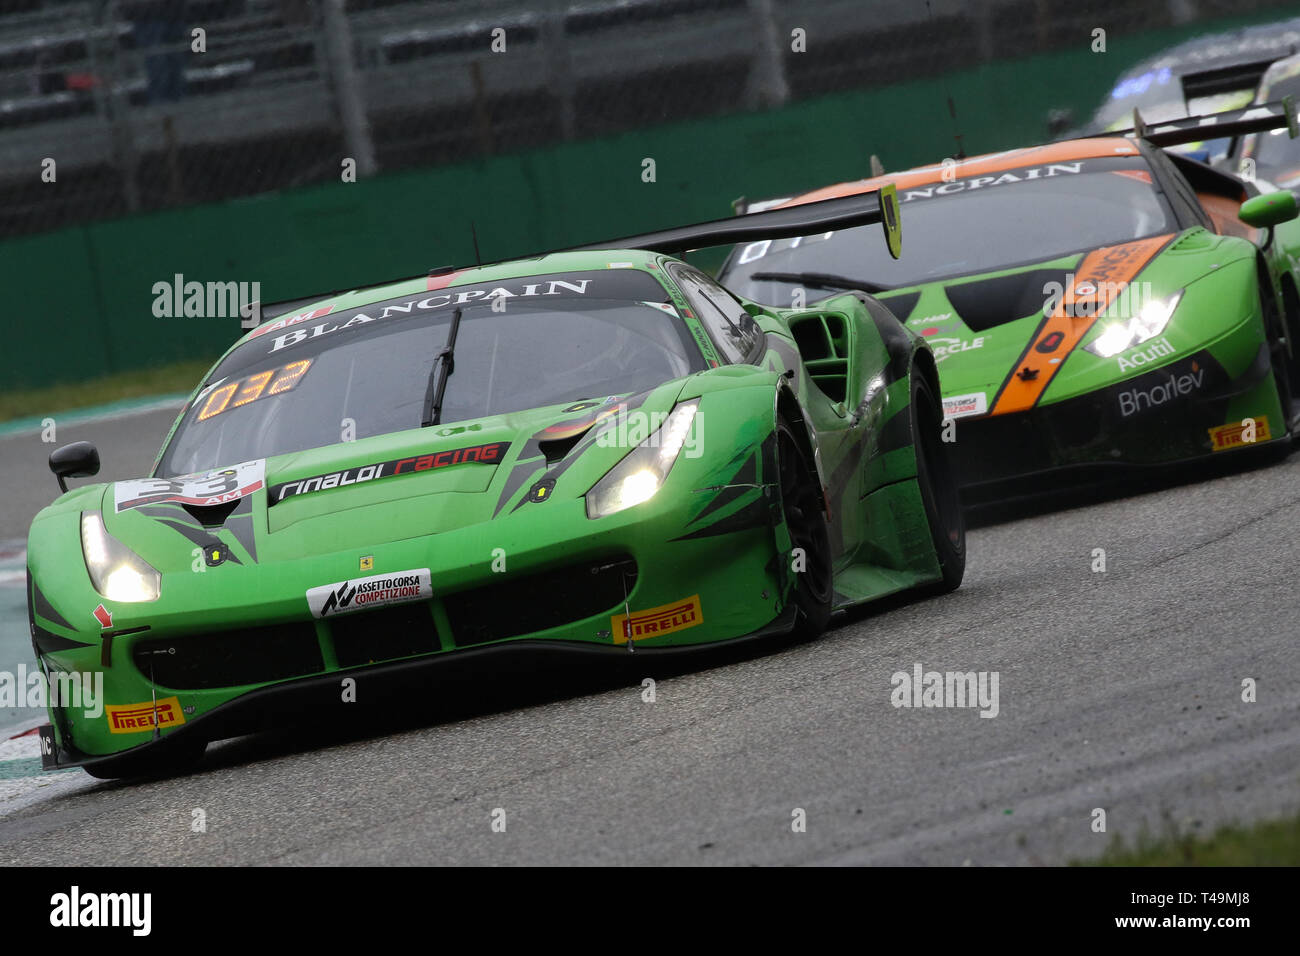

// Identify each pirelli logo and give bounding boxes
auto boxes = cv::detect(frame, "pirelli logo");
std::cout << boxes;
[105,696,186,734]
[1208,416,1271,452]
[612,595,703,644]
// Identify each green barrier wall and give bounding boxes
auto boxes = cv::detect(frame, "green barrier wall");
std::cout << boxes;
[0,14,1283,390]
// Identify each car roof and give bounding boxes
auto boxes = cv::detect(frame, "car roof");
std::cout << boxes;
[239,248,669,347]
[779,137,1144,208]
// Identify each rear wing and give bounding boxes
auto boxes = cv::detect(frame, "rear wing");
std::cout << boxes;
[574,185,901,259]
[731,156,886,216]
[1179,57,1280,106]
[254,185,902,324]
[1116,96,1298,148]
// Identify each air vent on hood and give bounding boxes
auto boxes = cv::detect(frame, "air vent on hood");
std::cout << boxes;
[538,430,589,463]
[182,498,243,528]
[944,269,1072,333]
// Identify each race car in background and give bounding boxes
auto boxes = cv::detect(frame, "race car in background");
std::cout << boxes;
[719,103,1300,504]
[1075,16,1300,160]
[30,190,965,778]
[1232,53,1300,186]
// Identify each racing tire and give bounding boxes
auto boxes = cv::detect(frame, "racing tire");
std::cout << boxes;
[776,417,833,639]
[1265,277,1299,438]
[913,373,966,594]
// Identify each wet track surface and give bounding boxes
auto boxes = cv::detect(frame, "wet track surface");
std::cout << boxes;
[1,408,1297,864]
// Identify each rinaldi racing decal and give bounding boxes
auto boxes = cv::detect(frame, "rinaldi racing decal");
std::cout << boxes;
[306,568,432,618]
[268,441,509,504]
[106,696,186,734]
[1209,416,1271,451]
[115,460,266,512]
[611,594,703,644]
[990,234,1174,416]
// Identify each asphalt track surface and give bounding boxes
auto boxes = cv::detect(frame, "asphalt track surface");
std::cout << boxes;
[0,407,1297,865]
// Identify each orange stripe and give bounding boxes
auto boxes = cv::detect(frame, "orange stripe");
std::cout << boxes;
[990,234,1174,416]
[782,138,1140,208]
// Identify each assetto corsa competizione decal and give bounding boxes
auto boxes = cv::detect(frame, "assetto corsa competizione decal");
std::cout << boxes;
[305,568,433,618]
[267,441,509,504]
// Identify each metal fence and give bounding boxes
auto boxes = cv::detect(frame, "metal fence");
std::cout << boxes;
[0,0,1293,239]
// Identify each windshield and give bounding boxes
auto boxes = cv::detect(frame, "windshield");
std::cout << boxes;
[721,158,1175,305]
[158,271,703,476]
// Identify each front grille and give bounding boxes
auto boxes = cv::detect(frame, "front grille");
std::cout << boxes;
[444,555,637,647]
[134,623,324,690]
[953,412,1057,486]
[329,602,439,667]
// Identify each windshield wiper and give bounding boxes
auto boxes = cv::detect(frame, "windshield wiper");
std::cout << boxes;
[422,307,462,427]
[748,270,894,294]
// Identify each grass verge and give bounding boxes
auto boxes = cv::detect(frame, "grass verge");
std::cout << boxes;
[0,360,212,423]
[1078,812,1300,865]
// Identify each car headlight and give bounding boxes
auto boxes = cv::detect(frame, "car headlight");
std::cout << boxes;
[1085,290,1183,359]
[585,401,699,519]
[80,512,160,602]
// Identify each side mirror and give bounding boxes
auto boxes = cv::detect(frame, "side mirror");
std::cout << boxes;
[1239,190,1299,229]
[49,441,100,493]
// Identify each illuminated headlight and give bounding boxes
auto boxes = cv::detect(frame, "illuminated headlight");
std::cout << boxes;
[1086,290,1183,358]
[585,401,699,519]
[80,512,160,602]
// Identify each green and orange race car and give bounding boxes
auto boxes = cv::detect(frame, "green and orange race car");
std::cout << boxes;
[719,104,1300,503]
[29,192,964,778]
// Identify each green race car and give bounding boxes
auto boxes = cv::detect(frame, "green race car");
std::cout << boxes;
[29,191,964,778]
[720,104,1300,503]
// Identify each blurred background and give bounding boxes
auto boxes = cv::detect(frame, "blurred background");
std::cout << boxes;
[1,0,1297,391]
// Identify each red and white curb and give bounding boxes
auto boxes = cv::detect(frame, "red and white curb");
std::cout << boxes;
[0,719,93,815]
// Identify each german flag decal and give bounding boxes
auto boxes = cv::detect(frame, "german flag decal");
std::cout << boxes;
[612,595,703,644]
[991,234,1174,416]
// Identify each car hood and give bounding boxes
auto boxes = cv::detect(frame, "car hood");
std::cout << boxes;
[871,229,1238,413]
[99,383,685,572]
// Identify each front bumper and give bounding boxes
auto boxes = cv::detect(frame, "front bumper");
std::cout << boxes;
[39,604,799,774]
[32,447,795,766]
[951,343,1287,503]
